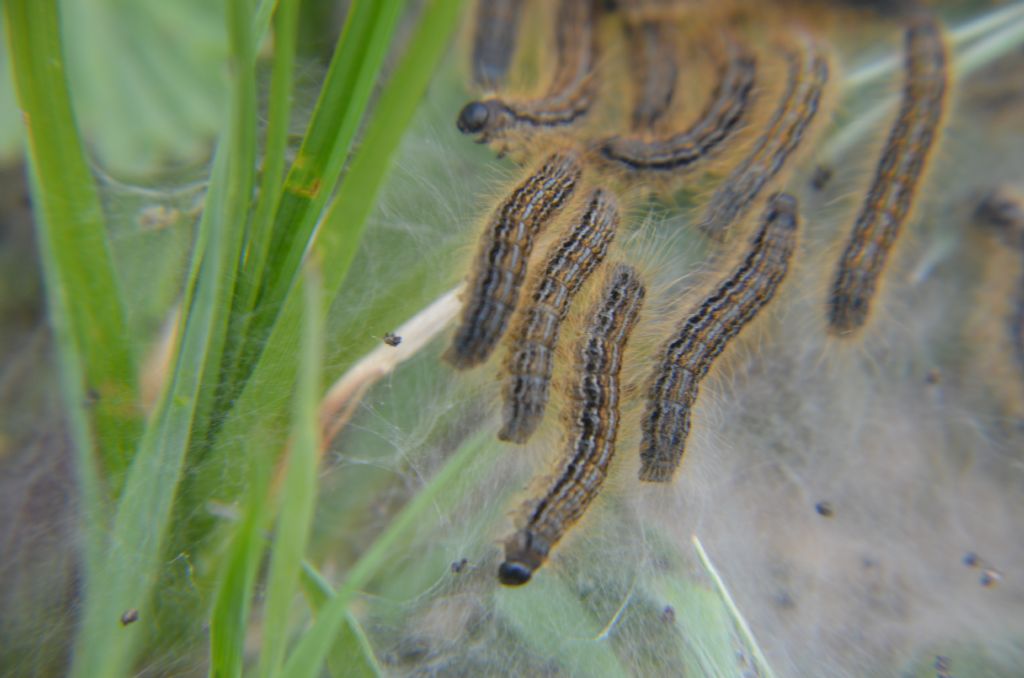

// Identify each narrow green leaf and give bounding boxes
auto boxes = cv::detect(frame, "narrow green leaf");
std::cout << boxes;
[256,0,403,313]
[0,25,24,159]
[257,263,323,678]
[313,0,468,310]
[300,563,383,678]
[3,0,140,488]
[282,427,491,677]
[190,0,465,553]
[225,0,405,404]
[208,452,272,678]
[693,537,778,678]
[187,0,260,449]
[11,181,108,598]
[235,0,300,326]
[217,0,300,450]
[68,0,258,673]
[253,0,281,42]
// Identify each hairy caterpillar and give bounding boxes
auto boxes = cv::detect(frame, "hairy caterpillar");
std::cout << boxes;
[640,193,799,482]
[698,33,829,239]
[599,35,756,172]
[447,152,583,369]
[827,15,949,334]
[624,18,680,131]
[499,188,619,443]
[458,0,598,143]
[499,263,645,586]
[469,0,526,90]
[975,187,1024,377]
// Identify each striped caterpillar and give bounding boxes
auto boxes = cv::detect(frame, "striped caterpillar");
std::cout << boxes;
[640,193,799,482]
[624,18,680,132]
[599,35,756,172]
[698,33,829,239]
[447,152,582,369]
[499,264,645,586]
[458,0,598,143]
[500,188,619,443]
[975,187,1024,378]
[827,15,949,334]
[469,0,526,90]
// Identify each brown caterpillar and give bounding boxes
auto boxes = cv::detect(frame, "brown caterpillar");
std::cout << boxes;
[470,0,526,90]
[499,263,646,586]
[499,189,620,443]
[640,193,799,482]
[827,15,949,334]
[698,33,829,239]
[624,18,680,131]
[599,35,756,172]
[446,152,583,369]
[458,0,598,142]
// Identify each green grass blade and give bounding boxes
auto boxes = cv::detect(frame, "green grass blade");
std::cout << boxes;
[693,536,778,678]
[68,0,258,673]
[188,0,464,552]
[300,563,383,678]
[218,0,300,433]
[213,0,404,437]
[282,427,492,677]
[221,0,404,398]
[187,0,260,448]
[69,136,224,678]
[257,263,323,678]
[0,35,24,158]
[3,0,140,488]
[208,13,300,670]
[254,0,403,314]
[208,453,272,678]
[313,0,468,307]
[235,0,299,325]
[253,0,281,43]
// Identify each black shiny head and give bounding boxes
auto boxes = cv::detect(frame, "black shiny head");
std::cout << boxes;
[498,560,533,586]
[457,101,490,135]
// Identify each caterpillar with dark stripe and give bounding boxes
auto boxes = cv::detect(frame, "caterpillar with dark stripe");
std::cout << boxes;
[698,33,829,239]
[500,263,645,586]
[975,187,1024,378]
[447,152,582,369]
[470,0,526,90]
[600,36,755,172]
[641,193,799,482]
[828,15,949,334]
[458,0,599,143]
[624,18,680,131]
[500,189,619,443]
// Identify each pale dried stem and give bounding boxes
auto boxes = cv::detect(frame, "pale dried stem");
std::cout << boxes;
[318,285,464,451]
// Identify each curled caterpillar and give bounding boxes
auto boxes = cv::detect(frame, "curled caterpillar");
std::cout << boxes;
[458,0,598,143]
[698,33,829,239]
[599,35,756,172]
